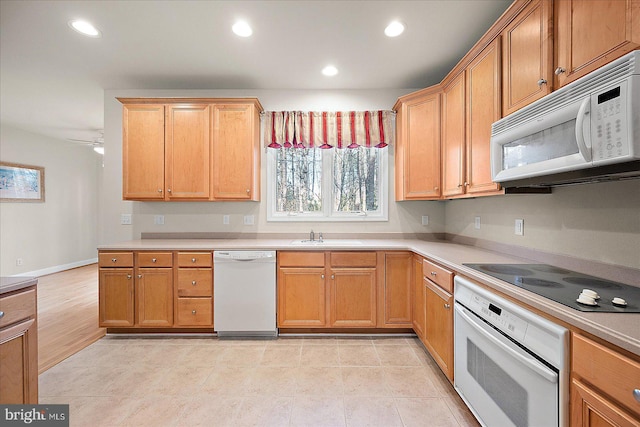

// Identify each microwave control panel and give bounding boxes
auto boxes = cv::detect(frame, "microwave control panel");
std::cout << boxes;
[591,80,629,162]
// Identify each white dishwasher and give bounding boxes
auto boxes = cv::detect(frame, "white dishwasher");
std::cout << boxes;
[213,250,277,338]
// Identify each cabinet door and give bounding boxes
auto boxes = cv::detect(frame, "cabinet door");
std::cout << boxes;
[165,104,211,200]
[397,91,441,200]
[330,268,377,327]
[424,279,454,381]
[382,252,412,326]
[99,268,134,327]
[412,256,426,340]
[571,379,639,427]
[466,38,502,195]
[278,268,326,327]
[122,104,165,200]
[0,319,38,404]
[441,72,466,197]
[212,103,259,200]
[502,0,553,115]
[136,268,173,327]
[555,0,640,88]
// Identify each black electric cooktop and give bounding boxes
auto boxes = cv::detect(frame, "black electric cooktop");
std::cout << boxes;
[463,264,640,313]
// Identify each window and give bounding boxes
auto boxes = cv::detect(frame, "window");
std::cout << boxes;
[267,146,388,221]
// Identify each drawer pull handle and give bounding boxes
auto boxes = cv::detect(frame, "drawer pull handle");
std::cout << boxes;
[444,303,451,309]
[0,311,4,319]
[191,258,196,263]
[431,271,437,276]
[192,310,197,315]
[634,389,640,403]
[152,258,157,263]
[555,67,566,75]
[137,274,143,279]
[192,281,197,285]
[112,258,117,263]
[331,274,335,279]
[158,189,162,193]
[321,274,325,279]
[127,275,132,279]
[537,78,547,87]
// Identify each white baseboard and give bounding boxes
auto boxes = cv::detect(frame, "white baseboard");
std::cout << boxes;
[13,258,98,278]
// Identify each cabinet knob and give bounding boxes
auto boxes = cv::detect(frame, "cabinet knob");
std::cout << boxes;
[152,258,157,263]
[192,280,197,285]
[555,67,566,75]
[246,189,250,193]
[444,303,451,309]
[158,189,162,193]
[331,274,335,279]
[537,78,547,87]
[127,274,132,279]
[464,182,469,187]
[634,389,640,403]
[0,311,4,319]
[434,186,439,191]
[137,274,143,279]
[431,271,437,276]
[192,310,197,315]
[321,274,325,279]
[191,258,196,263]
[112,258,117,263]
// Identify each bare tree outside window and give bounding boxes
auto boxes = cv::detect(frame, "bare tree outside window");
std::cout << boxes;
[275,148,322,213]
[333,147,380,213]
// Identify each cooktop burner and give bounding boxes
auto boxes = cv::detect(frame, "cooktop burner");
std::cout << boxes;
[463,264,640,313]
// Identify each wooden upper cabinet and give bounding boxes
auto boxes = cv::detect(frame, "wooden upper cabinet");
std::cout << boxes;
[165,104,211,200]
[466,38,502,195]
[394,87,441,200]
[211,103,261,201]
[502,0,553,115]
[554,0,640,88]
[441,72,466,198]
[122,104,165,200]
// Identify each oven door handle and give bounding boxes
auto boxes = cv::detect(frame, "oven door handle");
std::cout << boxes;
[456,305,558,383]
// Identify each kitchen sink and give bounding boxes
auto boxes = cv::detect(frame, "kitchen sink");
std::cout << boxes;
[290,239,363,246]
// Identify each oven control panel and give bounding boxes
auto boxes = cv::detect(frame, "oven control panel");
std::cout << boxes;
[466,294,529,342]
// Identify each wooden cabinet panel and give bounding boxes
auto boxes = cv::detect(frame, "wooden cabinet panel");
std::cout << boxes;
[122,104,165,200]
[412,256,426,340]
[278,268,327,327]
[442,72,466,197]
[330,252,377,268]
[0,289,36,329]
[136,268,173,327]
[502,0,553,115]
[279,251,325,267]
[382,252,412,326]
[177,268,213,297]
[466,38,502,195]
[555,0,640,88]
[571,379,639,427]
[424,278,454,381]
[136,252,173,267]
[395,88,442,200]
[176,298,213,326]
[422,259,454,293]
[165,104,211,200]
[98,252,134,267]
[330,268,377,327]
[212,103,260,200]
[99,268,134,327]
[178,252,212,267]
[0,319,37,404]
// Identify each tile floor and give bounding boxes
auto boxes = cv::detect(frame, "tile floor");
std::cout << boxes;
[39,336,480,427]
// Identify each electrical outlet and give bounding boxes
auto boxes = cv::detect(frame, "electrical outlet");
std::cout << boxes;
[243,215,255,225]
[16,258,23,266]
[515,219,524,236]
[120,214,132,225]
[421,215,429,226]
[154,215,165,225]
[474,216,481,230]
[223,215,230,225]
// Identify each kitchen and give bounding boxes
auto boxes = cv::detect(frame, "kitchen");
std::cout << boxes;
[1,1,639,426]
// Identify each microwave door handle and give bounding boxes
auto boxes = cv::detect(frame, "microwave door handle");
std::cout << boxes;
[575,97,592,162]
[456,305,558,383]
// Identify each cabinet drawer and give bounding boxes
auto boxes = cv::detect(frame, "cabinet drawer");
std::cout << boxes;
[330,252,377,268]
[176,298,212,326]
[178,252,212,267]
[137,252,173,267]
[98,252,134,267]
[279,251,325,267]
[572,333,640,416]
[423,259,453,293]
[0,288,36,328]
[177,269,213,297]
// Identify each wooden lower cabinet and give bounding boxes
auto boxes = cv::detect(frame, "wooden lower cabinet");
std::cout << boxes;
[175,252,213,327]
[136,268,173,327]
[412,255,426,340]
[381,252,413,327]
[277,267,327,327]
[176,298,213,326]
[99,268,134,327]
[330,268,377,327]
[424,278,454,381]
[0,286,38,404]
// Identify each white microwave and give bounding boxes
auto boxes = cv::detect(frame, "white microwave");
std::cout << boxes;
[491,51,640,188]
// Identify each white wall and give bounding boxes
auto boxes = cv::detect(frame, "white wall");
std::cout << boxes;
[445,180,640,269]
[101,89,446,244]
[0,125,100,276]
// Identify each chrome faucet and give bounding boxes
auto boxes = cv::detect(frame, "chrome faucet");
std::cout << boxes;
[309,230,315,241]
[318,232,323,242]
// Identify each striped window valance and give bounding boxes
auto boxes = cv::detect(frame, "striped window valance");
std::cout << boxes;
[264,110,394,149]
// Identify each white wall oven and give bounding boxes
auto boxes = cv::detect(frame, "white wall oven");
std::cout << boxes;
[454,276,569,427]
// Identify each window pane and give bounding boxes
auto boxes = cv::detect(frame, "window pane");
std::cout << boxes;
[332,147,380,213]
[275,148,323,213]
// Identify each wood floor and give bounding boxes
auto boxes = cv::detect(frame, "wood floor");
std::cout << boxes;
[37,263,105,373]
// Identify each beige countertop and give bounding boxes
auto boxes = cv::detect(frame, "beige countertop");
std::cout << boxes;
[0,276,37,295]
[99,238,640,356]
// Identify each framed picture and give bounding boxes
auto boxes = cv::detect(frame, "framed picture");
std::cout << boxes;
[0,162,45,202]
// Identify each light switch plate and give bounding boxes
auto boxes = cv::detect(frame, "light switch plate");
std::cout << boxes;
[223,215,230,225]
[515,219,524,236]
[120,214,132,225]
[243,215,255,225]
[154,215,165,225]
[421,215,429,226]
[474,216,481,229]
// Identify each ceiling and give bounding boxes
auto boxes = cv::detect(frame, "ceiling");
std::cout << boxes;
[0,0,512,143]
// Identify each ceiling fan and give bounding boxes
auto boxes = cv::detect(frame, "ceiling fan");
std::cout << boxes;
[67,131,105,154]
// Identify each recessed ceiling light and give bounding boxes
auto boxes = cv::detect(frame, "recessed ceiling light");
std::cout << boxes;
[385,21,405,37]
[68,19,101,38]
[322,65,338,77]
[232,20,253,37]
